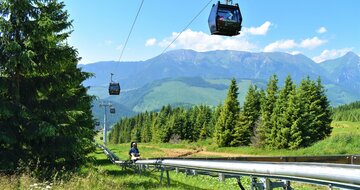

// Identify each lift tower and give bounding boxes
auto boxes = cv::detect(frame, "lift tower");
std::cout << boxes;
[99,102,112,145]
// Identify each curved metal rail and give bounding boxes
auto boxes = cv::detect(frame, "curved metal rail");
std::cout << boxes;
[98,144,360,189]
[136,159,360,189]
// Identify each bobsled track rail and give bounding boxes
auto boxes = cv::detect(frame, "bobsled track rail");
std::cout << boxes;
[98,144,360,190]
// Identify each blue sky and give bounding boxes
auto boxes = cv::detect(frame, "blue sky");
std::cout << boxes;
[63,0,360,64]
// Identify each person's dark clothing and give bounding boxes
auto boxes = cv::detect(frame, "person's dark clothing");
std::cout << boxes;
[129,147,140,157]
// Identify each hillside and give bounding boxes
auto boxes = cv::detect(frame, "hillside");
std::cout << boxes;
[80,50,360,123]
[319,52,360,94]
[80,50,335,89]
[88,77,267,120]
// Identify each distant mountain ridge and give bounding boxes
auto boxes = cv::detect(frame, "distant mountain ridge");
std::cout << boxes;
[80,50,360,121]
[81,49,358,89]
[319,52,360,94]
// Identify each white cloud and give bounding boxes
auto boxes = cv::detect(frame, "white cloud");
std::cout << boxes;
[145,38,157,47]
[243,21,272,35]
[288,51,302,55]
[116,45,123,51]
[300,37,327,49]
[157,29,257,52]
[312,48,353,63]
[104,40,113,45]
[317,27,327,34]
[264,37,326,52]
[263,40,296,52]
[153,21,273,52]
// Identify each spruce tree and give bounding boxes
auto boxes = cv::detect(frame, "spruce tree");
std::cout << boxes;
[251,89,266,147]
[269,75,294,148]
[0,0,95,172]
[209,103,222,137]
[259,75,278,147]
[296,76,332,147]
[232,84,261,146]
[214,78,240,147]
[287,86,304,149]
[311,77,332,142]
[195,105,212,140]
[296,78,312,146]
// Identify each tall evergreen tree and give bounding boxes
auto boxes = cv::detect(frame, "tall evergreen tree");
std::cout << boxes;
[195,105,212,140]
[0,0,95,172]
[296,76,332,147]
[287,86,304,149]
[232,84,261,146]
[251,89,266,147]
[214,78,240,147]
[312,77,332,142]
[259,75,278,147]
[269,75,294,148]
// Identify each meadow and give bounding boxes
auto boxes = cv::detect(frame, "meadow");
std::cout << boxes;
[1,121,358,190]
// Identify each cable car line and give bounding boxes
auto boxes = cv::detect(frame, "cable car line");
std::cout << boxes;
[160,0,214,56]
[109,0,145,96]
[118,0,145,62]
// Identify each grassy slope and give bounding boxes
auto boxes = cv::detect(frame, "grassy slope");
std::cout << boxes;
[90,78,359,117]
[2,121,356,190]
[133,78,266,112]
[105,121,360,158]
[324,84,360,106]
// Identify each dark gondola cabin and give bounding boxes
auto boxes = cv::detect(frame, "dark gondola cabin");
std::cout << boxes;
[110,107,116,114]
[208,1,242,36]
[109,82,120,95]
[95,121,100,126]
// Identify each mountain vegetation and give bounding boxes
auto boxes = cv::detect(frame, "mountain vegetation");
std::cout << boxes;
[109,75,332,149]
[82,50,360,119]
[0,0,95,175]
[332,101,360,122]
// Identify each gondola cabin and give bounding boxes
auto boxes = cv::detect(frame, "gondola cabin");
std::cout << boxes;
[110,107,116,114]
[95,121,100,126]
[108,82,120,95]
[208,1,242,36]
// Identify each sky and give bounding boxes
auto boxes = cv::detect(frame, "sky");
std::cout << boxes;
[62,0,360,64]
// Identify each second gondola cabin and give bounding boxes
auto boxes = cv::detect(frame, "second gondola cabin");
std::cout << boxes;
[108,82,120,95]
[208,1,242,36]
[110,107,116,114]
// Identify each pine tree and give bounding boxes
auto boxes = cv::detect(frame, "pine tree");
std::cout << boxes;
[269,75,294,148]
[0,0,95,172]
[214,78,240,147]
[251,89,266,147]
[259,75,278,147]
[232,84,261,146]
[209,103,222,138]
[312,77,332,142]
[140,111,152,143]
[195,105,212,140]
[287,86,304,149]
[296,76,332,147]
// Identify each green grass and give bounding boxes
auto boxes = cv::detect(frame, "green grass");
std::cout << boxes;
[104,121,360,158]
[2,121,356,190]
[133,81,227,112]
[131,78,267,112]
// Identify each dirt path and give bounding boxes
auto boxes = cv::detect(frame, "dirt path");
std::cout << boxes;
[192,151,246,157]
[159,148,247,158]
[159,148,201,157]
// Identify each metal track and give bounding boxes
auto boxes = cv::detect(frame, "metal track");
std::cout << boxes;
[98,144,360,189]
[149,154,360,165]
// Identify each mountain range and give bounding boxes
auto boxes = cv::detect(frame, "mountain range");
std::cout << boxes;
[79,49,360,126]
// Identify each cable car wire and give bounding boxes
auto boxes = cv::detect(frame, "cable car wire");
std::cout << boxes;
[160,0,213,55]
[118,0,145,62]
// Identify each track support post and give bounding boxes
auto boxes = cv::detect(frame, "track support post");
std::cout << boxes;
[251,177,293,190]
[159,166,170,187]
